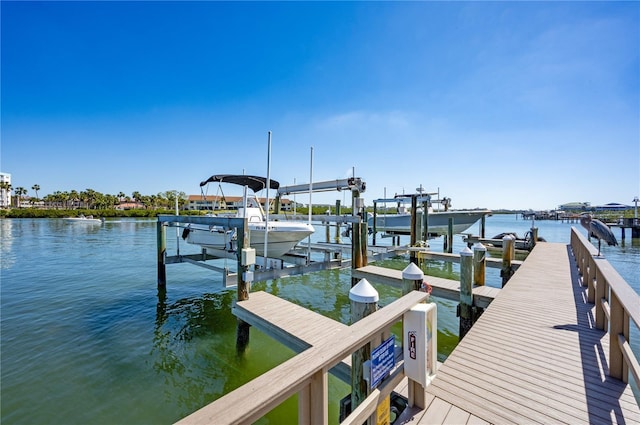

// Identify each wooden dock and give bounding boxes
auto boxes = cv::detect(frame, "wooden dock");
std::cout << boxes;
[400,242,639,424]
[353,265,500,309]
[176,236,640,424]
[233,291,352,383]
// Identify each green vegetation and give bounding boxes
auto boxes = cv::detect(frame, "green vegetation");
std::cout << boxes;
[0,185,189,215]
[0,208,190,219]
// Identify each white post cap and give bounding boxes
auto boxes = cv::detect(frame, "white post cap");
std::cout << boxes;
[502,234,515,241]
[460,246,473,256]
[473,242,486,251]
[349,278,379,303]
[402,263,424,280]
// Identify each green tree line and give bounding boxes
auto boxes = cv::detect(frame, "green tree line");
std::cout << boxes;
[0,182,187,211]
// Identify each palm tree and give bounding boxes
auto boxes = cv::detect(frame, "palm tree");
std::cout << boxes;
[14,187,27,208]
[32,184,40,201]
[69,190,79,209]
[81,189,97,209]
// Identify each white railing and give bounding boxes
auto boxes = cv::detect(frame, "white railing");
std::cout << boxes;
[175,290,431,425]
[571,227,640,385]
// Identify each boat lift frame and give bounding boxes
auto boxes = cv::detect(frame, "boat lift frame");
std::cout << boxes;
[157,177,391,289]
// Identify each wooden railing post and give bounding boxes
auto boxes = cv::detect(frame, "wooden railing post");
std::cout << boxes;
[299,368,328,424]
[586,256,595,303]
[594,261,607,331]
[622,310,630,383]
[609,292,624,381]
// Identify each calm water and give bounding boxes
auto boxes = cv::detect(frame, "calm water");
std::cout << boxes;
[1,214,638,424]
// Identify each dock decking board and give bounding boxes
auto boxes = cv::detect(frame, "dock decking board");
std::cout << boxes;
[416,242,639,424]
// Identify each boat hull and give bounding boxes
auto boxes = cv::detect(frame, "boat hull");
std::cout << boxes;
[185,223,314,258]
[62,217,103,224]
[369,210,490,236]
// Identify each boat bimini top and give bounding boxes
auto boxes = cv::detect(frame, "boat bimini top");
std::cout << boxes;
[199,174,280,193]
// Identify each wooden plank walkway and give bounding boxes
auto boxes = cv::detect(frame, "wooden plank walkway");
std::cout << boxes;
[231,243,639,424]
[233,291,352,383]
[353,265,500,309]
[401,242,640,424]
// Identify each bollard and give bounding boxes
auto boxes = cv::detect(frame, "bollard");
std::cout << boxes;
[501,235,515,287]
[350,279,379,414]
[473,242,486,286]
[458,247,473,340]
[402,263,425,295]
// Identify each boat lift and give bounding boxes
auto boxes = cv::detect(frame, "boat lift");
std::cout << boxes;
[157,176,402,288]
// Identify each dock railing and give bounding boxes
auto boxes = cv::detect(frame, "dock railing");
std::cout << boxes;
[175,290,430,425]
[571,227,640,385]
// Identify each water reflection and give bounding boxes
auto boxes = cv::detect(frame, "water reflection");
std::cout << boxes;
[0,219,15,269]
[152,289,238,412]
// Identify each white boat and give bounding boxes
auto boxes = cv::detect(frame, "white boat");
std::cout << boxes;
[62,214,104,224]
[183,174,315,259]
[369,193,490,237]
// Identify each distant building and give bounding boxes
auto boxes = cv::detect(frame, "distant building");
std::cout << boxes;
[0,172,11,208]
[558,202,590,211]
[594,203,630,212]
[186,195,294,212]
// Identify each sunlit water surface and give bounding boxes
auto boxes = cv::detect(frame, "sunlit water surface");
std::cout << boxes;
[1,215,638,424]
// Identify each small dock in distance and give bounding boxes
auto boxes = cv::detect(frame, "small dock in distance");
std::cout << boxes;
[352,265,500,309]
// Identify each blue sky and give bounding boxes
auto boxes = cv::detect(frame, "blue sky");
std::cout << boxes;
[2,1,638,210]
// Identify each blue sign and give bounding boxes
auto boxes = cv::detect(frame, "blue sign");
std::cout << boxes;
[370,335,395,389]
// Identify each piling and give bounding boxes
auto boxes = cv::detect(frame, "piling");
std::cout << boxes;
[480,215,486,238]
[421,200,429,242]
[335,200,342,244]
[410,196,418,264]
[360,213,368,268]
[446,217,454,253]
[325,218,331,243]
[157,220,167,289]
[402,263,424,295]
[501,235,515,287]
[351,194,365,286]
[458,247,473,340]
[349,279,379,415]
[473,242,486,286]
[236,223,251,354]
